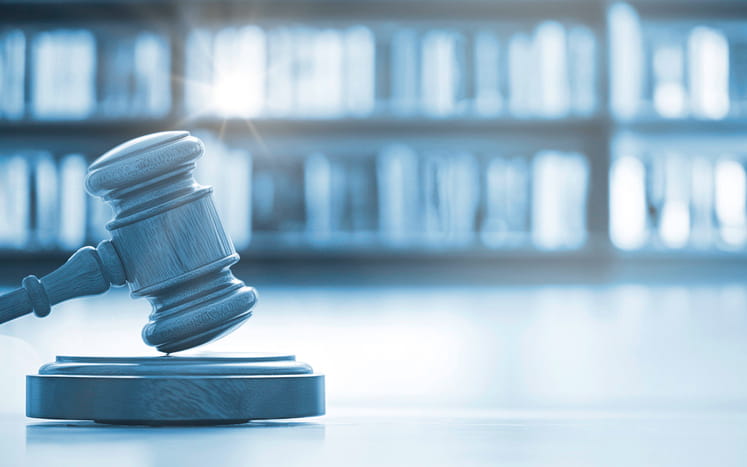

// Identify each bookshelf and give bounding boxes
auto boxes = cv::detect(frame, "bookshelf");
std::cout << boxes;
[0,0,745,281]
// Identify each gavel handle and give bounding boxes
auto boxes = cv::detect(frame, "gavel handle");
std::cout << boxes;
[0,240,127,325]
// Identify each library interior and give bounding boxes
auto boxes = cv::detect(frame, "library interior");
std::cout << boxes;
[1,0,747,466]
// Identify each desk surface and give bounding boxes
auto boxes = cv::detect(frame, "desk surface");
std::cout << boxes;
[2,409,746,467]
[1,282,747,465]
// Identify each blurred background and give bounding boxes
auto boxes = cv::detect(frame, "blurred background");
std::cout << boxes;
[1,0,747,416]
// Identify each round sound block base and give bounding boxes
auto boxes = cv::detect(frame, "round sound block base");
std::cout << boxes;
[27,353,325,426]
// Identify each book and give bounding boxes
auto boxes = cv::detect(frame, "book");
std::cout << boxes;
[133,31,171,117]
[0,29,25,120]
[658,154,691,248]
[33,152,59,249]
[689,156,715,249]
[184,28,215,117]
[535,21,569,118]
[688,26,730,120]
[508,32,532,117]
[265,27,295,116]
[377,144,420,246]
[714,158,747,248]
[532,151,589,249]
[390,28,420,116]
[610,155,648,250]
[313,29,344,118]
[0,156,30,249]
[567,25,597,117]
[421,30,461,117]
[31,29,96,120]
[481,156,530,248]
[305,152,332,244]
[652,41,688,118]
[609,3,643,119]
[473,30,502,117]
[58,154,88,251]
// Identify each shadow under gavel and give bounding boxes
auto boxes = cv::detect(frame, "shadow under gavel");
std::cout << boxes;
[0,131,258,354]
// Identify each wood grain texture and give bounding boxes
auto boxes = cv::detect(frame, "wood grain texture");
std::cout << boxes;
[86,131,258,353]
[0,240,126,324]
[27,355,325,425]
[0,131,258,354]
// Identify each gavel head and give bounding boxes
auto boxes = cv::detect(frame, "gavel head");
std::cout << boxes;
[86,131,258,354]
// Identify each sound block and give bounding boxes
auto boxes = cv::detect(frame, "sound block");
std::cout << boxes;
[26,353,325,425]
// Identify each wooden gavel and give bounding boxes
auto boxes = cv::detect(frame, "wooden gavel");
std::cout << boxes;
[0,131,258,353]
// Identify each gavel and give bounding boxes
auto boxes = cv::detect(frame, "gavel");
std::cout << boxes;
[0,131,258,354]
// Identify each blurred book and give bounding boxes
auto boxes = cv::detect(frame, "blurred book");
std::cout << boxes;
[32,152,59,249]
[0,29,25,120]
[473,30,503,117]
[343,26,376,117]
[58,154,88,251]
[481,156,530,248]
[31,29,96,120]
[532,151,589,250]
[378,145,420,246]
[0,156,30,249]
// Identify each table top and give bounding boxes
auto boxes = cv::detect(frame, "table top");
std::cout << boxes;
[2,408,746,467]
[1,282,747,465]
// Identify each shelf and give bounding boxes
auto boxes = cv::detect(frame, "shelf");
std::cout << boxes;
[615,119,747,135]
[0,0,605,23]
[622,0,747,19]
[192,116,607,138]
[0,118,607,148]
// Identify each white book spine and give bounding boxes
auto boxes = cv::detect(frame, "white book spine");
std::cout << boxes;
[265,28,295,116]
[71,30,97,120]
[568,26,597,117]
[391,29,420,116]
[689,156,714,249]
[2,30,25,119]
[474,30,502,117]
[714,158,747,248]
[448,152,479,244]
[658,154,691,248]
[58,154,88,251]
[305,152,332,243]
[294,28,318,117]
[377,144,419,245]
[184,29,214,117]
[535,21,569,118]
[134,32,171,117]
[34,152,59,249]
[224,149,253,251]
[688,27,730,120]
[314,29,344,118]
[4,156,30,249]
[422,154,450,243]
[532,151,588,250]
[343,26,376,117]
[653,42,687,119]
[421,30,458,117]
[609,3,643,119]
[508,33,532,117]
[610,155,648,250]
[506,158,530,243]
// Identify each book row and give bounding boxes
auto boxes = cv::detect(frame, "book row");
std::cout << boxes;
[0,19,599,121]
[185,20,597,119]
[0,28,170,120]
[0,135,591,252]
[611,150,747,251]
[611,3,747,120]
